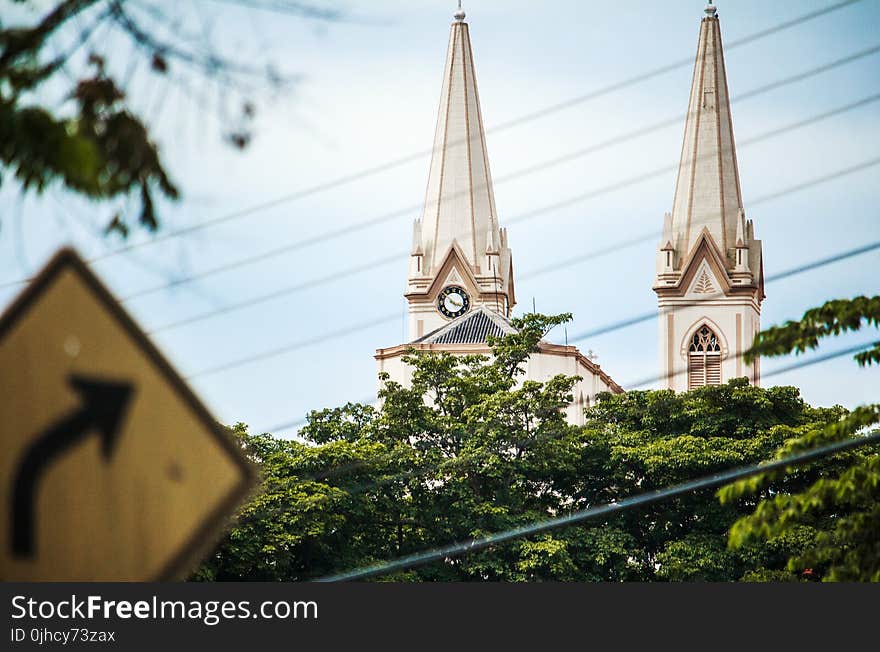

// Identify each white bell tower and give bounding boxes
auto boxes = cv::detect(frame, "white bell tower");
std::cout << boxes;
[404,6,515,342]
[654,2,765,392]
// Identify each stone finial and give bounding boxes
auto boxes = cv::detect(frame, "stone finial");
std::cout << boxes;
[486,226,498,254]
[411,219,423,256]
[454,1,465,22]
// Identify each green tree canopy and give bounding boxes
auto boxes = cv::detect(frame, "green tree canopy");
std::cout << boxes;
[720,295,880,581]
[197,313,854,582]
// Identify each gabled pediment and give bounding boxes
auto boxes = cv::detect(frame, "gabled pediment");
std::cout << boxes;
[676,229,732,296]
[423,241,481,299]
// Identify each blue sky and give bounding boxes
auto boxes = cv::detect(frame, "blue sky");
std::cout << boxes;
[1,0,878,435]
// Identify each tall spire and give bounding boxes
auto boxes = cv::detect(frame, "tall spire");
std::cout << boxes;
[416,6,505,277]
[654,3,764,394]
[404,8,514,341]
[669,2,743,267]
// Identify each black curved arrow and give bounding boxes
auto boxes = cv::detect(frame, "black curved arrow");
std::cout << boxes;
[11,374,134,558]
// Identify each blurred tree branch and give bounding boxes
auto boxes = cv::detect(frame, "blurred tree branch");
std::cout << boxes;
[0,0,340,236]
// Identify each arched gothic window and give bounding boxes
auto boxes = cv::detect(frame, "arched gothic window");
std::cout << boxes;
[688,325,722,389]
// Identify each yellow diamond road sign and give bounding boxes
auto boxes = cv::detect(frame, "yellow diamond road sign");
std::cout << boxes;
[0,248,255,580]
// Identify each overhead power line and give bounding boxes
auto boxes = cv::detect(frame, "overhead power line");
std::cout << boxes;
[487,0,866,135]
[183,334,878,573]
[189,238,879,382]
[115,49,880,303]
[521,174,880,282]
[85,0,864,256]
[184,312,400,380]
[253,239,880,434]
[165,157,880,379]
[249,336,880,529]
[568,238,880,345]
[317,416,880,581]
[143,94,880,333]
[0,0,862,293]
[626,340,878,392]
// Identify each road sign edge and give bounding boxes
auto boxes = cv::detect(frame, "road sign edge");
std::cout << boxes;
[0,247,258,581]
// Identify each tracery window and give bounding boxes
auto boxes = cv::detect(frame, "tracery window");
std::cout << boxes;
[688,325,722,389]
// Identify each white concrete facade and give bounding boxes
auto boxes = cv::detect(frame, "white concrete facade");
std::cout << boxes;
[657,284,762,392]
[376,339,621,427]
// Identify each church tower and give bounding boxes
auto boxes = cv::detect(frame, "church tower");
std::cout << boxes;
[405,6,514,341]
[377,7,622,424]
[654,2,765,391]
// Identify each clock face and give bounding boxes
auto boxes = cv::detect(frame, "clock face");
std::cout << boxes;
[438,286,470,318]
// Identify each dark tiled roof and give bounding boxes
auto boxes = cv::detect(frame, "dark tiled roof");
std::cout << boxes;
[415,306,516,345]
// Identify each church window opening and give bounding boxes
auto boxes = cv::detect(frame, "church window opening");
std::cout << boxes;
[688,325,722,389]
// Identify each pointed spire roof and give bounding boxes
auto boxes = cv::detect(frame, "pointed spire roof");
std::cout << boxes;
[417,8,502,275]
[669,3,744,267]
